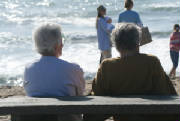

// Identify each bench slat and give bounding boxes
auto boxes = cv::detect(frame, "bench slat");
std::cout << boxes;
[0,96,179,115]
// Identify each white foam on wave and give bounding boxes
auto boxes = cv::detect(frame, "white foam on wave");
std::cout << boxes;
[143,1,180,9]
[36,0,54,7]
[32,17,96,27]
[1,13,96,27]
[61,41,99,73]
[3,2,19,9]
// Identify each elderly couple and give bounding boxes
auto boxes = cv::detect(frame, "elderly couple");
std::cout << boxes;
[23,22,177,121]
[23,1,177,121]
[97,0,143,63]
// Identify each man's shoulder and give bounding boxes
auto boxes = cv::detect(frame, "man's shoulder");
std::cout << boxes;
[58,59,82,71]
[25,57,81,71]
[25,58,41,70]
[70,62,82,71]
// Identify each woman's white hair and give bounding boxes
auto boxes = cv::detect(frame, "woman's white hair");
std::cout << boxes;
[111,23,141,51]
[33,23,62,55]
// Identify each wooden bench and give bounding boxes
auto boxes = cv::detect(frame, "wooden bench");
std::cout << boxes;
[0,96,179,121]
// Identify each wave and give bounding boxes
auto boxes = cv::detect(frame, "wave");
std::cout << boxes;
[0,32,32,47]
[0,72,95,86]
[0,75,23,86]
[36,0,55,7]
[66,33,97,41]
[65,31,172,40]
[0,30,171,48]
[151,31,171,38]
[0,12,96,27]
[143,2,180,12]
[66,31,171,42]
[0,0,55,9]
[0,29,172,45]
[0,32,97,48]
[148,2,179,8]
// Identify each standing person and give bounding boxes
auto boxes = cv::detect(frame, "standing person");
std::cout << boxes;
[24,23,85,121]
[118,0,143,27]
[96,5,112,63]
[169,24,180,78]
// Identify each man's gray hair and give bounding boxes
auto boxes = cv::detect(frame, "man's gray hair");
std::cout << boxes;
[112,23,140,51]
[33,23,62,55]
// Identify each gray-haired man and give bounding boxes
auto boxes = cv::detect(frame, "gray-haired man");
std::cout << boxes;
[24,23,85,121]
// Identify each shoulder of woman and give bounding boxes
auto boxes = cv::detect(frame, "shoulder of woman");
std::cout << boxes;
[131,10,140,16]
[98,17,106,24]
[171,32,179,37]
[97,17,101,22]
[140,54,160,64]
[98,17,103,20]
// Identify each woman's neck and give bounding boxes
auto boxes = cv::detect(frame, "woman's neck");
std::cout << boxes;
[120,50,139,58]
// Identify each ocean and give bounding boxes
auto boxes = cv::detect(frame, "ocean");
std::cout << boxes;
[0,0,180,86]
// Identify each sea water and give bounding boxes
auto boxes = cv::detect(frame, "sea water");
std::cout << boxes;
[0,0,180,85]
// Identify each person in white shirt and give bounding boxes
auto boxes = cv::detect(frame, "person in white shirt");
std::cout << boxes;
[24,23,85,121]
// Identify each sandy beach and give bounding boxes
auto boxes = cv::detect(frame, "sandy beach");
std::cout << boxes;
[0,78,179,121]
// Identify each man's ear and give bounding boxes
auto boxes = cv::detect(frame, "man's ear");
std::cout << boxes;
[54,44,59,52]
[54,43,62,58]
[58,43,63,57]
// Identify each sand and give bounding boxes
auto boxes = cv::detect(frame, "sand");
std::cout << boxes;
[171,77,180,94]
[0,78,179,121]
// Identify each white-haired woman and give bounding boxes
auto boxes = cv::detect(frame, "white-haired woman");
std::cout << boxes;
[24,23,85,121]
[84,23,177,121]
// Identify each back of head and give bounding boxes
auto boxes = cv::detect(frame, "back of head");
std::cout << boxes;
[97,5,106,17]
[112,23,140,52]
[33,23,62,56]
[124,0,133,9]
[174,24,179,32]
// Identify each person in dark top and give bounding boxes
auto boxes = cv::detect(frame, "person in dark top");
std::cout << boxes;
[84,23,177,121]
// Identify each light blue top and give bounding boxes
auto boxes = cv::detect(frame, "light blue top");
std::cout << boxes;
[23,56,85,97]
[107,23,115,32]
[118,10,143,27]
[97,17,112,51]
